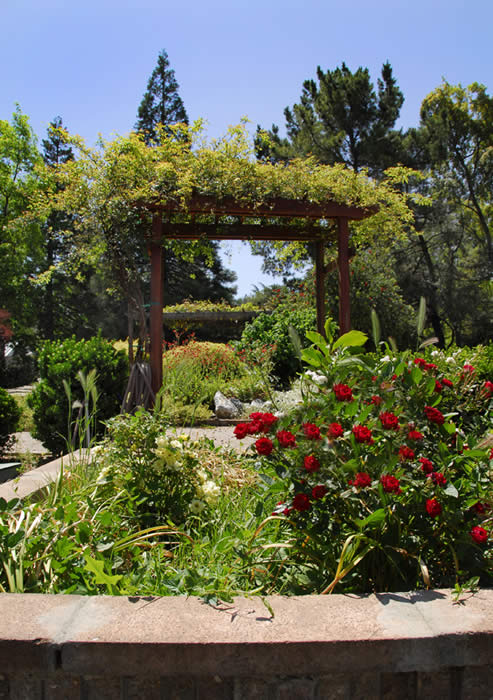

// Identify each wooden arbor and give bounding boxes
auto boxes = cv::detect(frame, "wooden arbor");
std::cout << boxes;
[146,195,376,396]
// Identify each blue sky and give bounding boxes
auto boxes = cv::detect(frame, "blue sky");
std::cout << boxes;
[2,0,492,296]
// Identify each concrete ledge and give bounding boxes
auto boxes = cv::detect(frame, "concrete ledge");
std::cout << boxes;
[0,451,90,501]
[0,590,492,679]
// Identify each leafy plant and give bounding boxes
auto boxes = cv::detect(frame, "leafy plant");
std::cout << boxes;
[160,340,267,417]
[0,388,21,456]
[28,335,128,454]
[241,330,492,594]
[236,284,318,385]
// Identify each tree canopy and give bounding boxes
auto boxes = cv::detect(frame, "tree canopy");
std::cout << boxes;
[135,49,188,145]
[256,61,404,176]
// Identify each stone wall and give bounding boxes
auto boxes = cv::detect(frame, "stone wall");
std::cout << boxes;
[0,589,492,699]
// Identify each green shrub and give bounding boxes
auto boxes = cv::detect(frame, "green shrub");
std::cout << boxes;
[28,335,129,455]
[236,286,317,385]
[161,340,259,408]
[0,388,21,456]
[244,330,492,594]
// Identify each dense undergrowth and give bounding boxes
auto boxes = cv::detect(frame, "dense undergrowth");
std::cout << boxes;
[0,334,491,599]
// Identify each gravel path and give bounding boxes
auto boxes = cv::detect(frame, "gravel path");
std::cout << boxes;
[166,425,254,451]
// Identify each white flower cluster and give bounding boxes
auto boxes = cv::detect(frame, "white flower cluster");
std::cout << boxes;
[305,370,328,385]
[190,468,220,513]
[153,435,184,472]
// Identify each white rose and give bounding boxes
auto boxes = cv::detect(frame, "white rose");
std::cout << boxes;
[190,499,206,514]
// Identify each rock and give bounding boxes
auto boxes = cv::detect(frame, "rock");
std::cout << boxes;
[214,391,242,419]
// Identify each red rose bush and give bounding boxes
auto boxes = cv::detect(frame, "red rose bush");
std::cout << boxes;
[245,328,492,594]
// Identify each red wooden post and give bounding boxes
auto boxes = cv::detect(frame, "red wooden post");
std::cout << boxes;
[315,239,326,336]
[149,214,163,400]
[337,217,351,335]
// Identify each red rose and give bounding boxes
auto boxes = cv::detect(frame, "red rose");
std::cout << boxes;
[430,471,447,486]
[292,493,311,512]
[426,498,442,517]
[434,380,442,393]
[442,378,453,389]
[419,457,434,474]
[483,381,493,397]
[333,383,353,402]
[311,485,327,500]
[407,430,424,441]
[276,429,297,448]
[349,472,372,488]
[251,412,278,432]
[247,420,262,435]
[463,364,475,374]
[370,395,383,405]
[234,423,249,439]
[398,445,415,461]
[414,357,427,368]
[380,475,401,494]
[303,423,322,440]
[379,411,400,430]
[303,455,320,473]
[425,362,437,371]
[490,448,493,460]
[470,526,488,544]
[255,437,274,456]
[472,502,486,514]
[352,425,373,444]
[249,412,264,422]
[328,422,344,439]
[424,406,445,425]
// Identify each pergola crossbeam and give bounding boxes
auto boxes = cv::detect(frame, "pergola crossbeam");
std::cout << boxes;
[162,222,337,242]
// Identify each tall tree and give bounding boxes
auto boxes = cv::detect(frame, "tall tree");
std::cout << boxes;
[38,117,74,339]
[135,49,188,145]
[0,106,42,364]
[392,82,493,346]
[256,61,404,176]
[420,81,493,267]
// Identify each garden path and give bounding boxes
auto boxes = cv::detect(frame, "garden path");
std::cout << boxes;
[166,425,254,451]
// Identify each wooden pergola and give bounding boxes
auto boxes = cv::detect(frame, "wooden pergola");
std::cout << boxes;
[145,195,376,396]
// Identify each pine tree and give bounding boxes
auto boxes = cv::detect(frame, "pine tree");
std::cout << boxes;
[39,118,74,339]
[256,62,404,176]
[135,49,188,144]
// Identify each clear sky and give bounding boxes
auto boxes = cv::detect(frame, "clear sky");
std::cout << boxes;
[2,0,492,297]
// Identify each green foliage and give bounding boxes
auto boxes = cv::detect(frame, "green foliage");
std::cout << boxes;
[28,335,129,454]
[0,106,43,343]
[324,248,417,349]
[0,341,490,598]
[236,285,318,385]
[246,337,492,594]
[97,410,220,525]
[160,340,266,418]
[0,428,261,597]
[0,388,21,456]
[257,61,404,176]
[135,48,188,145]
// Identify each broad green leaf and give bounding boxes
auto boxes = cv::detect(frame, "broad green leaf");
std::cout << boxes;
[355,509,386,531]
[411,366,423,384]
[84,555,123,586]
[301,347,324,367]
[305,331,330,356]
[332,330,368,351]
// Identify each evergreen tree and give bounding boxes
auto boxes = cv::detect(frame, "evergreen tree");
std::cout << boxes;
[135,49,188,144]
[256,61,404,176]
[39,117,74,339]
